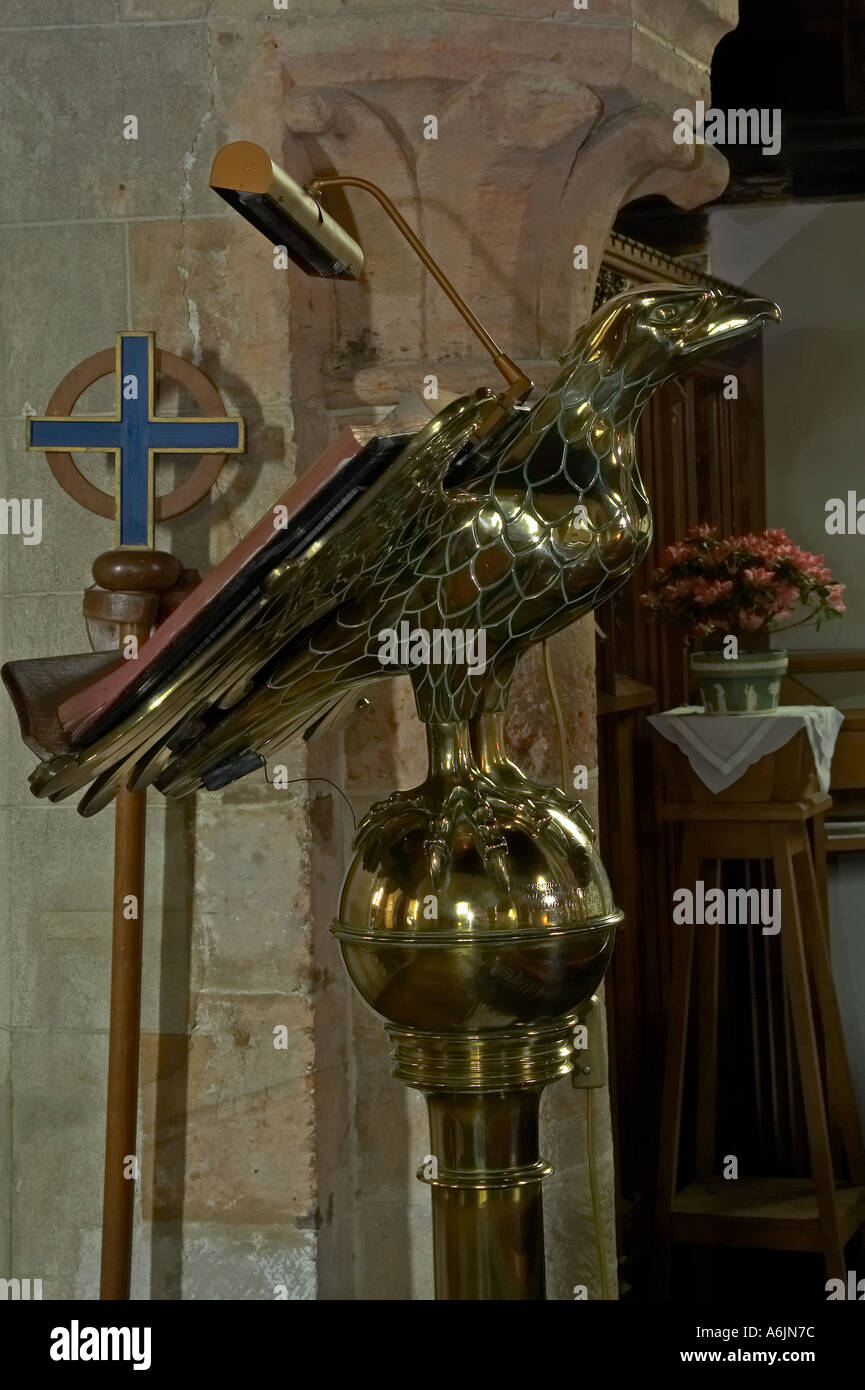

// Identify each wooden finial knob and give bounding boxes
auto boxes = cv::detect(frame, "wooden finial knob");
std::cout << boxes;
[92,549,182,593]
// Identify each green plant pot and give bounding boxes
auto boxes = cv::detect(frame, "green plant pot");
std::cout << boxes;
[690,648,788,714]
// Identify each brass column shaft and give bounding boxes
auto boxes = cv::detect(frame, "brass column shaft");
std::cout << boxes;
[424,1090,547,1300]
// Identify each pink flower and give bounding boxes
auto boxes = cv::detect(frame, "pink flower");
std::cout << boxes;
[692,578,734,605]
[738,609,765,632]
[640,523,844,639]
[666,578,696,598]
[775,582,800,607]
[742,566,775,586]
[661,542,691,565]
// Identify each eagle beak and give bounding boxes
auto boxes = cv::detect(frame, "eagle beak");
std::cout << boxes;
[680,293,781,356]
[742,296,782,325]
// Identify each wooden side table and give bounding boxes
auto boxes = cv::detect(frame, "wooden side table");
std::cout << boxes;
[651,732,865,1292]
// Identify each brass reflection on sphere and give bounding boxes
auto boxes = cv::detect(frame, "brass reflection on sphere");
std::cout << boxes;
[335,720,619,1038]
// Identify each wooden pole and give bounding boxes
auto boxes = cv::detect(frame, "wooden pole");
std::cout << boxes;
[100,774,148,1298]
[89,550,182,1300]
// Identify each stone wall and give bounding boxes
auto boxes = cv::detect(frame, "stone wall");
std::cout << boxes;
[0,0,733,1299]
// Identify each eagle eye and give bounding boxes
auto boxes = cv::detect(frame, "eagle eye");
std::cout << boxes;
[646,302,680,325]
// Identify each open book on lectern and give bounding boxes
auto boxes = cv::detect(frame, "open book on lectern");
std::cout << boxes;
[1,422,417,813]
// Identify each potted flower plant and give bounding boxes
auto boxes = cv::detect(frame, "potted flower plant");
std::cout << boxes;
[640,524,845,713]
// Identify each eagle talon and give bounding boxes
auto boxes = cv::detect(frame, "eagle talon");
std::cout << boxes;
[425,839,448,888]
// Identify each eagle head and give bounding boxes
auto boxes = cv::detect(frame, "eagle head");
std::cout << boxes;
[559,284,780,421]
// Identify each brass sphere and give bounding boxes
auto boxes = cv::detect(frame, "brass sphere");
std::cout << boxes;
[334,776,620,1035]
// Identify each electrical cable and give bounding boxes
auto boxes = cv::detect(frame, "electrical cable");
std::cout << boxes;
[585,1086,611,1302]
[263,771,357,829]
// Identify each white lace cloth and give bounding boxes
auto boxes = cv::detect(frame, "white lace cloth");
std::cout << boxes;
[647,705,844,794]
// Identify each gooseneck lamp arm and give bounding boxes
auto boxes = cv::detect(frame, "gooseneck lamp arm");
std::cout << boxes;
[208,142,531,406]
[305,174,533,403]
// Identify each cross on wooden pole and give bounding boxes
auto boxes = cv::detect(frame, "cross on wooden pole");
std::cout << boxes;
[28,333,244,1299]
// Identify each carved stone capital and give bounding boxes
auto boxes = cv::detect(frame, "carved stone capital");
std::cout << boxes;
[229,0,736,406]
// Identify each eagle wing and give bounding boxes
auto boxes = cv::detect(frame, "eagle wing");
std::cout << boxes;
[31,390,504,812]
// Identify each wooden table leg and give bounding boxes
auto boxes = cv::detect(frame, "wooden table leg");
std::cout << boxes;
[654,827,699,1297]
[809,812,830,947]
[745,859,769,1162]
[796,838,865,1185]
[695,859,720,1180]
[771,826,847,1282]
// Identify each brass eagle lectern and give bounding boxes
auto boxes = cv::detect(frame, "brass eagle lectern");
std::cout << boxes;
[3,141,779,1300]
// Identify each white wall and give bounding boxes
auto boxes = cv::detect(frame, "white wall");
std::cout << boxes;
[711,202,865,665]
[711,201,865,1129]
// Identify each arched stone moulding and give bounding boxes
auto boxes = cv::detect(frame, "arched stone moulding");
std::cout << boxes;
[241,1,736,409]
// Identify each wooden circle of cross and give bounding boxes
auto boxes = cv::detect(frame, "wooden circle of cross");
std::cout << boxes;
[41,347,231,521]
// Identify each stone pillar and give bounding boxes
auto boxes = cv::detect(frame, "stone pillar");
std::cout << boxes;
[0,0,733,1300]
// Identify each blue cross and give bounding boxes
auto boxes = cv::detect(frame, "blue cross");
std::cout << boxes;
[28,333,245,547]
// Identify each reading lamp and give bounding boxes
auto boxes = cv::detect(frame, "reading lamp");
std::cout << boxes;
[209,140,533,410]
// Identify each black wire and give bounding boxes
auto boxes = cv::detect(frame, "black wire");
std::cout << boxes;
[264,772,357,830]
